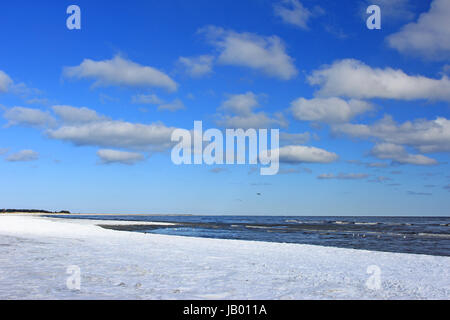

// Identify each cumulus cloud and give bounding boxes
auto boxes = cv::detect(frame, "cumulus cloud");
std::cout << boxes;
[216,92,287,129]
[308,59,450,101]
[200,26,298,80]
[278,167,311,174]
[157,99,185,112]
[3,106,55,127]
[367,162,389,168]
[97,149,144,165]
[178,55,214,77]
[6,149,39,162]
[290,97,373,123]
[317,173,369,180]
[219,92,260,115]
[0,70,13,93]
[276,145,338,164]
[347,160,390,168]
[0,70,42,99]
[26,98,50,105]
[387,0,450,60]
[280,132,311,145]
[370,142,438,166]
[332,115,450,154]
[363,0,415,22]
[369,176,393,183]
[52,105,106,124]
[47,120,177,151]
[407,191,432,196]
[443,65,450,76]
[131,94,164,105]
[273,0,314,29]
[132,95,185,112]
[217,113,287,129]
[63,55,178,92]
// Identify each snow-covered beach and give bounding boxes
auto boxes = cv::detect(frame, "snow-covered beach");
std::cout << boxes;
[0,215,448,299]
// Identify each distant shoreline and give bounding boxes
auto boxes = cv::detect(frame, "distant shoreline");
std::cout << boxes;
[1,209,70,215]
[0,212,193,216]
[0,212,70,215]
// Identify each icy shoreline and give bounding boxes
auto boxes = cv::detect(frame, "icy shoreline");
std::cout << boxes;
[0,215,448,299]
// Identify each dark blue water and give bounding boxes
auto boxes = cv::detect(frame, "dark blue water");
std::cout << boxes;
[49,215,450,257]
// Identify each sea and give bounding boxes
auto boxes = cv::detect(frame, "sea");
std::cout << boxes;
[49,215,450,257]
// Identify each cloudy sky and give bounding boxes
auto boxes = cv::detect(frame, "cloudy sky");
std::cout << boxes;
[1,0,449,215]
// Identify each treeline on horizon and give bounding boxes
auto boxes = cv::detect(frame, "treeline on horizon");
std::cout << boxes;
[1,209,71,214]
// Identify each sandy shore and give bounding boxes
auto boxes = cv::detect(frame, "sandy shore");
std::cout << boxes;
[0,215,448,299]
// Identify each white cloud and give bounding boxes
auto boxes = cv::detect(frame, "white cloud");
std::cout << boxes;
[178,55,214,77]
[200,26,298,80]
[277,167,311,174]
[363,0,414,22]
[52,105,106,124]
[0,70,42,99]
[318,173,369,180]
[26,98,50,105]
[291,97,373,123]
[99,93,119,104]
[370,143,438,166]
[387,0,450,60]
[6,150,39,162]
[273,0,313,29]
[216,92,287,129]
[97,149,144,165]
[3,106,55,127]
[63,55,178,92]
[219,92,259,115]
[347,160,389,168]
[443,65,450,76]
[0,70,13,93]
[47,120,176,151]
[132,95,185,112]
[157,99,185,112]
[277,145,338,164]
[217,113,287,129]
[279,132,311,145]
[308,59,450,101]
[332,115,450,154]
[407,191,432,196]
[131,94,164,105]
[370,176,392,183]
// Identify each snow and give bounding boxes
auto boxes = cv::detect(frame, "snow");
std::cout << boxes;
[0,215,448,299]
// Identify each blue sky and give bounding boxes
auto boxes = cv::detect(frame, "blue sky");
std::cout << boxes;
[0,0,449,215]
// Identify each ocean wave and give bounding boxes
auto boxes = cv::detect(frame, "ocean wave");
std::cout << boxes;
[334,221,352,225]
[417,233,450,239]
[285,219,303,224]
[245,225,271,230]
[354,222,380,225]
